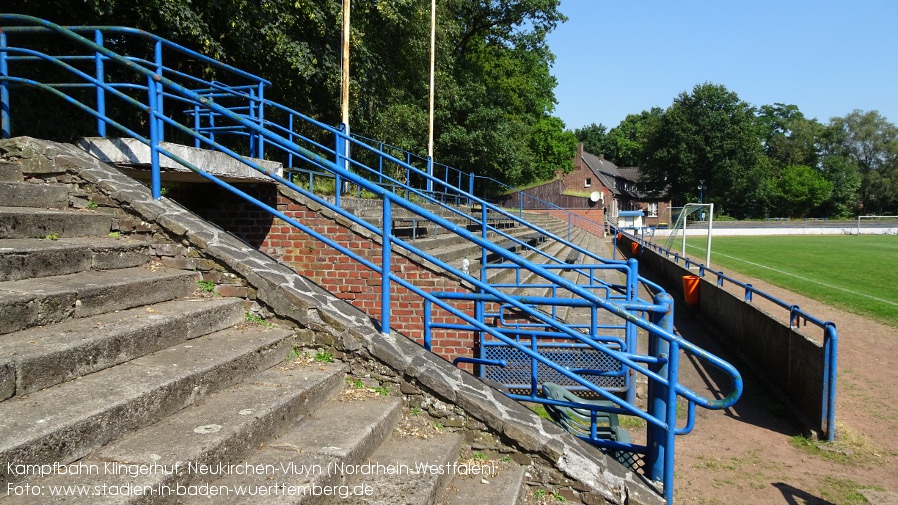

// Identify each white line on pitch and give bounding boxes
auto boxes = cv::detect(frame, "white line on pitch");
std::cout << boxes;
[685,244,898,307]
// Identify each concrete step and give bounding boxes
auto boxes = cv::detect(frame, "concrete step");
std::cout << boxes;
[428,227,551,267]
[341,431,464,505]
[0,297,246,400]
[0,181,69,208]
[0,265,199,335]
[8,361,346,504]
[0,325,295,486]
[0,206,114,239]
[0,161,24,182]
[196,395,404,504]
[0,237,150,282]
[439,460,527,505]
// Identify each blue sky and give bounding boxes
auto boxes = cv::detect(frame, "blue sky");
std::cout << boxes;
[546,1,898,131]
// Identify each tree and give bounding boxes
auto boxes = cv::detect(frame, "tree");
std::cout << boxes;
[573,123,608,156]
[817,154,861,217]
[828,110,898,214]
[605,108,663,167]
[643,83,764,218]
[757,103,822,169]
[772,165,834,218]
[527,116,577,181]
[7,0,573,189]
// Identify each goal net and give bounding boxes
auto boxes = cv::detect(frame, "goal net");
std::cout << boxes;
[660,203,715,268]
[851,215,898,235]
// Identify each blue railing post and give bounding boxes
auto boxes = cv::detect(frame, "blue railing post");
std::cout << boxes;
[153,40,164,142]
[474,295,485,377]
[334,123,346,208]
[625,257,639,405]
[381,197,393,335]
[427,156,434,193]
[256,82,265,158]
[192,104,202,148]
[248,87,258,158]
[93,30,106,137]
[480,204,489,280]
[823,322,838,441]
[647,292,674,499]
[468,172,474,207]
[146,75,161,200]
[287,114,295,168]
[423,299,432,351]
[0,30,9,138]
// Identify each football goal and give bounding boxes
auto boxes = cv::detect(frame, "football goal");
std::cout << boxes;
[853,215,898,235]
[662,203,715,269]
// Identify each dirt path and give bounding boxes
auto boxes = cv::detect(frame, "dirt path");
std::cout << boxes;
[666,271,898,504]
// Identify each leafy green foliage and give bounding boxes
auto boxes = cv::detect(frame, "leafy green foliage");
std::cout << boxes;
[643,83,764,219]
[829,110,898,214]
[573,123,608,156]
[245,312,274,328]
[314,350,334,363]
[196,280,215,292]
[605,108,663,168]
[20,0,570,191]
[772,165,834,218]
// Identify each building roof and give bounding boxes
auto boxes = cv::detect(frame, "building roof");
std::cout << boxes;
[580,150,644,199]
[578,147,666,200]
[580,151,622,196]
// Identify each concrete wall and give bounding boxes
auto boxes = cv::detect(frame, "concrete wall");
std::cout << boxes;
[618,237,825,435]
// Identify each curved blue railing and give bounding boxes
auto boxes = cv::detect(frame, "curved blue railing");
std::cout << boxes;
[618,227,837,442]
[0,15,743,503]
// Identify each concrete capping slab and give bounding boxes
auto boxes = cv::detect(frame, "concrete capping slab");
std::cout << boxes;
[77,137,283,182]
[0,136,664,505]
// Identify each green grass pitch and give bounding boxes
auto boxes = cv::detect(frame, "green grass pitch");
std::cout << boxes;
[684,235,898,327]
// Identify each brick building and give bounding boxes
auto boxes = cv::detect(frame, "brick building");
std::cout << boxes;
[500,144,671,228]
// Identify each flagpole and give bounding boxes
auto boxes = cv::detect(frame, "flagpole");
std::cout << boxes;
[427,0,436,191]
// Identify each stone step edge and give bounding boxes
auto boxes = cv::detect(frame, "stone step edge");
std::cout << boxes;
[0,237,151,282]
[189,395,404,505]
[0,325,295,486]
[0,266,199,335]
[340,431,465,505]
[0,297,246,399]
[7,362,348,504]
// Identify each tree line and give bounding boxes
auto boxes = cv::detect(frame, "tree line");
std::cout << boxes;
[7,4,896,219]
[7,0,576,187]
[575,83,898,219]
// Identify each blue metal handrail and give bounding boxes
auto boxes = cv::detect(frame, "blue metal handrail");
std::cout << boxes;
[0,16,743,502]
[473,173,608,237]
[620,227,837,441]
[0,22,268,149]
[192,84,630,288]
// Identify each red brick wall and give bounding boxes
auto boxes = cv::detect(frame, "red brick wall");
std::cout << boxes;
[172,184,573,370]
[182,184,493,367]
[558,151,596,194]
[275,198,487,365]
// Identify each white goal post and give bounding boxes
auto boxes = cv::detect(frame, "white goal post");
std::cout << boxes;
[660,203,715,269]
[854,215,898,235]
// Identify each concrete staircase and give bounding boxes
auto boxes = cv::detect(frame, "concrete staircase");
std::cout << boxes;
[0,150,532,504]
[0,137,665,505]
